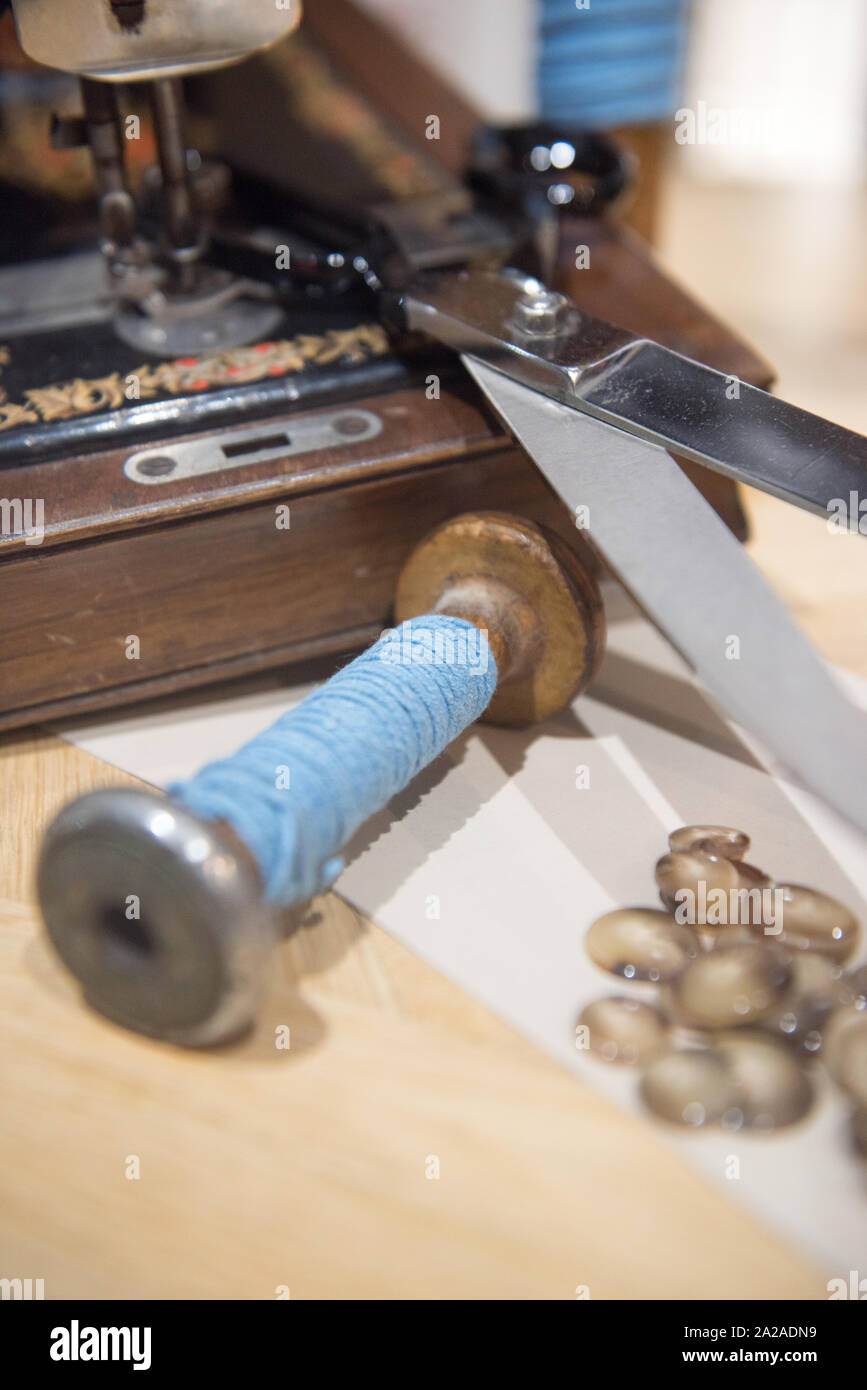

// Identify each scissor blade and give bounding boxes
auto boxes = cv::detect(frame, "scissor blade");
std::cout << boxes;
[402,272,867,520]
[465,355,867,837]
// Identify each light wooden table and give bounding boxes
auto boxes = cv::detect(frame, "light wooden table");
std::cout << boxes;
[1,489,864,1301]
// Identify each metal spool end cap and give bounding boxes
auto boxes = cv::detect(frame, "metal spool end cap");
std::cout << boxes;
[37,787,274,1047]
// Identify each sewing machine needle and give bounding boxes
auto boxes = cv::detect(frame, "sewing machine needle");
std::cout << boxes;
[463,355,867,838]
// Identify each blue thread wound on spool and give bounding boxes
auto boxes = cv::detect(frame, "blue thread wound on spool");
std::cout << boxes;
[171,615,497,906]
[538,0,689,129]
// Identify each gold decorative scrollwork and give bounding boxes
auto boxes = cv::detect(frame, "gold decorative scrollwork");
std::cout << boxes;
[0,324,391,434]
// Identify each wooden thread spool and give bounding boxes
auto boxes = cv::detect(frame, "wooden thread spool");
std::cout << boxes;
[397,511,605,726]
[37,512,605,1045]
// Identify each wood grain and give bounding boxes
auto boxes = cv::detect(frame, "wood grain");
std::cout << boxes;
[0,723,826,1300]
[1,488,860,1300]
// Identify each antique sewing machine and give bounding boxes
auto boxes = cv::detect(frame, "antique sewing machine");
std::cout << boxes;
[0,0,755,735]
[2,0,867,1044]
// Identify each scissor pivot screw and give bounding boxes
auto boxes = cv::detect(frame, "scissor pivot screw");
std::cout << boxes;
[511,285,570,337]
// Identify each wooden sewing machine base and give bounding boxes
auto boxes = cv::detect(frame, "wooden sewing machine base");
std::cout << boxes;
[0,214,769,732]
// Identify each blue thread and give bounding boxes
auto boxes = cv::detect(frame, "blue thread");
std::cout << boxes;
[538,0,690,130]
[172,615,497,906]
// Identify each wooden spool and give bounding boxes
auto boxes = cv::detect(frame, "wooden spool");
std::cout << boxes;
[395,511,605,726]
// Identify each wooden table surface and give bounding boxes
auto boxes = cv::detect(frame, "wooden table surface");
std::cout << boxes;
[2,488,865,1301]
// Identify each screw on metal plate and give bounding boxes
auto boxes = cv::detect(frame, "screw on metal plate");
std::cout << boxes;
[509,280,571,338]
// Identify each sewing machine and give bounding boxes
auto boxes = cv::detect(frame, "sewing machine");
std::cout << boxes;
[3,1,867,1047]
[0,0,754,734]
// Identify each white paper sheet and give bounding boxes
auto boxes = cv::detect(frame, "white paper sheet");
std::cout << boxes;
[53,615,867,1278]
